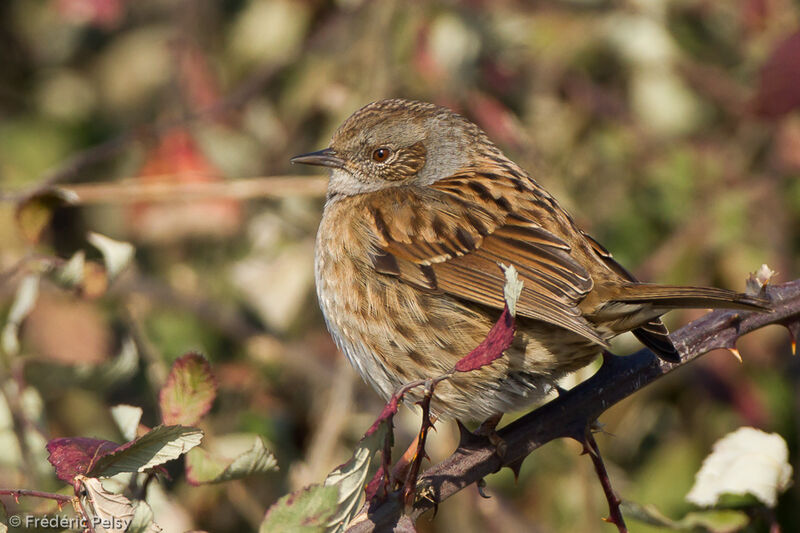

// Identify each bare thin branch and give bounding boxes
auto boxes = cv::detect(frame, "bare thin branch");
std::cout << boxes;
[0,488,74,504]
[0,175,328,205]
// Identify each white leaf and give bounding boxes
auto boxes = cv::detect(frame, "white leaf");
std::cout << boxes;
[56,250,86,287]
[110,405,143,443]
[76,475,135,533]
[88,232,135,280]
[126,501,162,533]
[746,264,777,295]
[2,274,40,356]
[687,427,793,508]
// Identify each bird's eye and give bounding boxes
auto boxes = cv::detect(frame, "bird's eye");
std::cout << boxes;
[372,147,392,162]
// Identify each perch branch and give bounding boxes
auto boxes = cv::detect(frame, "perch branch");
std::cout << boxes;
[346,279,800,532]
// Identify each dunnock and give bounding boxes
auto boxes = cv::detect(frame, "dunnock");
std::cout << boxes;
[293,99,767,422]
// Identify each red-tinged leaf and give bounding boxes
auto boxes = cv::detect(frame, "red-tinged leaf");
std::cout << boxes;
[740,0,769,34]
[365,395,401,437]
[413,23,442,82]
[364,464,387,502]
[753,31,800,118]
[481,59,519,98]
[46,437,119,484]
[176,42,222,113]
[160,352,217,426]
[135,129,220,187]
[468,92,523,149]
[56,0,125,29]
[454,306,516,373]
[128,128,241,242]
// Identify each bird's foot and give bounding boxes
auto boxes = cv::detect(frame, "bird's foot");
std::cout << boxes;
[402,380,436,505]
[473,413,506,458]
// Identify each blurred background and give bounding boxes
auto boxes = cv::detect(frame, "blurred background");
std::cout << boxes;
[1,0,799,531]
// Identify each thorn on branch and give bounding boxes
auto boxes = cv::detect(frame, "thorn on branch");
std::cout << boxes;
[476,478,491,499]
[505,457,525,483]
[781,320,799,355]
[725,347,743,363]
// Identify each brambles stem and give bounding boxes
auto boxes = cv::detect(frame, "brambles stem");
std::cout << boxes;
[0,488,73,504]
[583,430,627,533]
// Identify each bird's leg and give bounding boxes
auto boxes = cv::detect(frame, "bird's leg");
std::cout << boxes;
[581,426,627,533]
[473,413,506,458]
[402,380,436,506]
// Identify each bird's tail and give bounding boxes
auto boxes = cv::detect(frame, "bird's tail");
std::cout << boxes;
[611,283,770,311]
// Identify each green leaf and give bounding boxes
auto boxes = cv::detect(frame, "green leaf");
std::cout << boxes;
[678,510,752,532]
[87,425,203,478]
[126,501,161,533]
[260,485,340,533]
[322,425,387,532]
[623,501,750,533]
[186,435,278,485]
[159,352,217,426]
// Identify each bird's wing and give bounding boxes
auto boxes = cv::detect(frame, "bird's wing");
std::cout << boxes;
[363,172,608,347]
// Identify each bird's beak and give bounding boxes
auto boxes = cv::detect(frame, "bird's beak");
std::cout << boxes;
[290,148,344,169]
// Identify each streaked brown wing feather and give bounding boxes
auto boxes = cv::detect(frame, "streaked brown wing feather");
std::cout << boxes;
[365,173,609,347]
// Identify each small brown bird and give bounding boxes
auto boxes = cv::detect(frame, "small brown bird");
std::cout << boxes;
[293,99,767,422]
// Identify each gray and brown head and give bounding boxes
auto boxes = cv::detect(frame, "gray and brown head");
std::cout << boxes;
[291,99,498,197]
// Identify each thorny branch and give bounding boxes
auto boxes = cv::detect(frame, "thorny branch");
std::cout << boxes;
[346,279,800,532]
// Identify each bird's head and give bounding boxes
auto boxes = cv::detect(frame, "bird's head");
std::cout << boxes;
[291,99,493,198]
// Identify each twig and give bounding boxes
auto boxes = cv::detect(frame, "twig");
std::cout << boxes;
[0,488,73,504]
[75,492,97,533]
[348,279,800,531]
[55,175,326,205]
[0,175,328,206]
[583,428,626,533]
